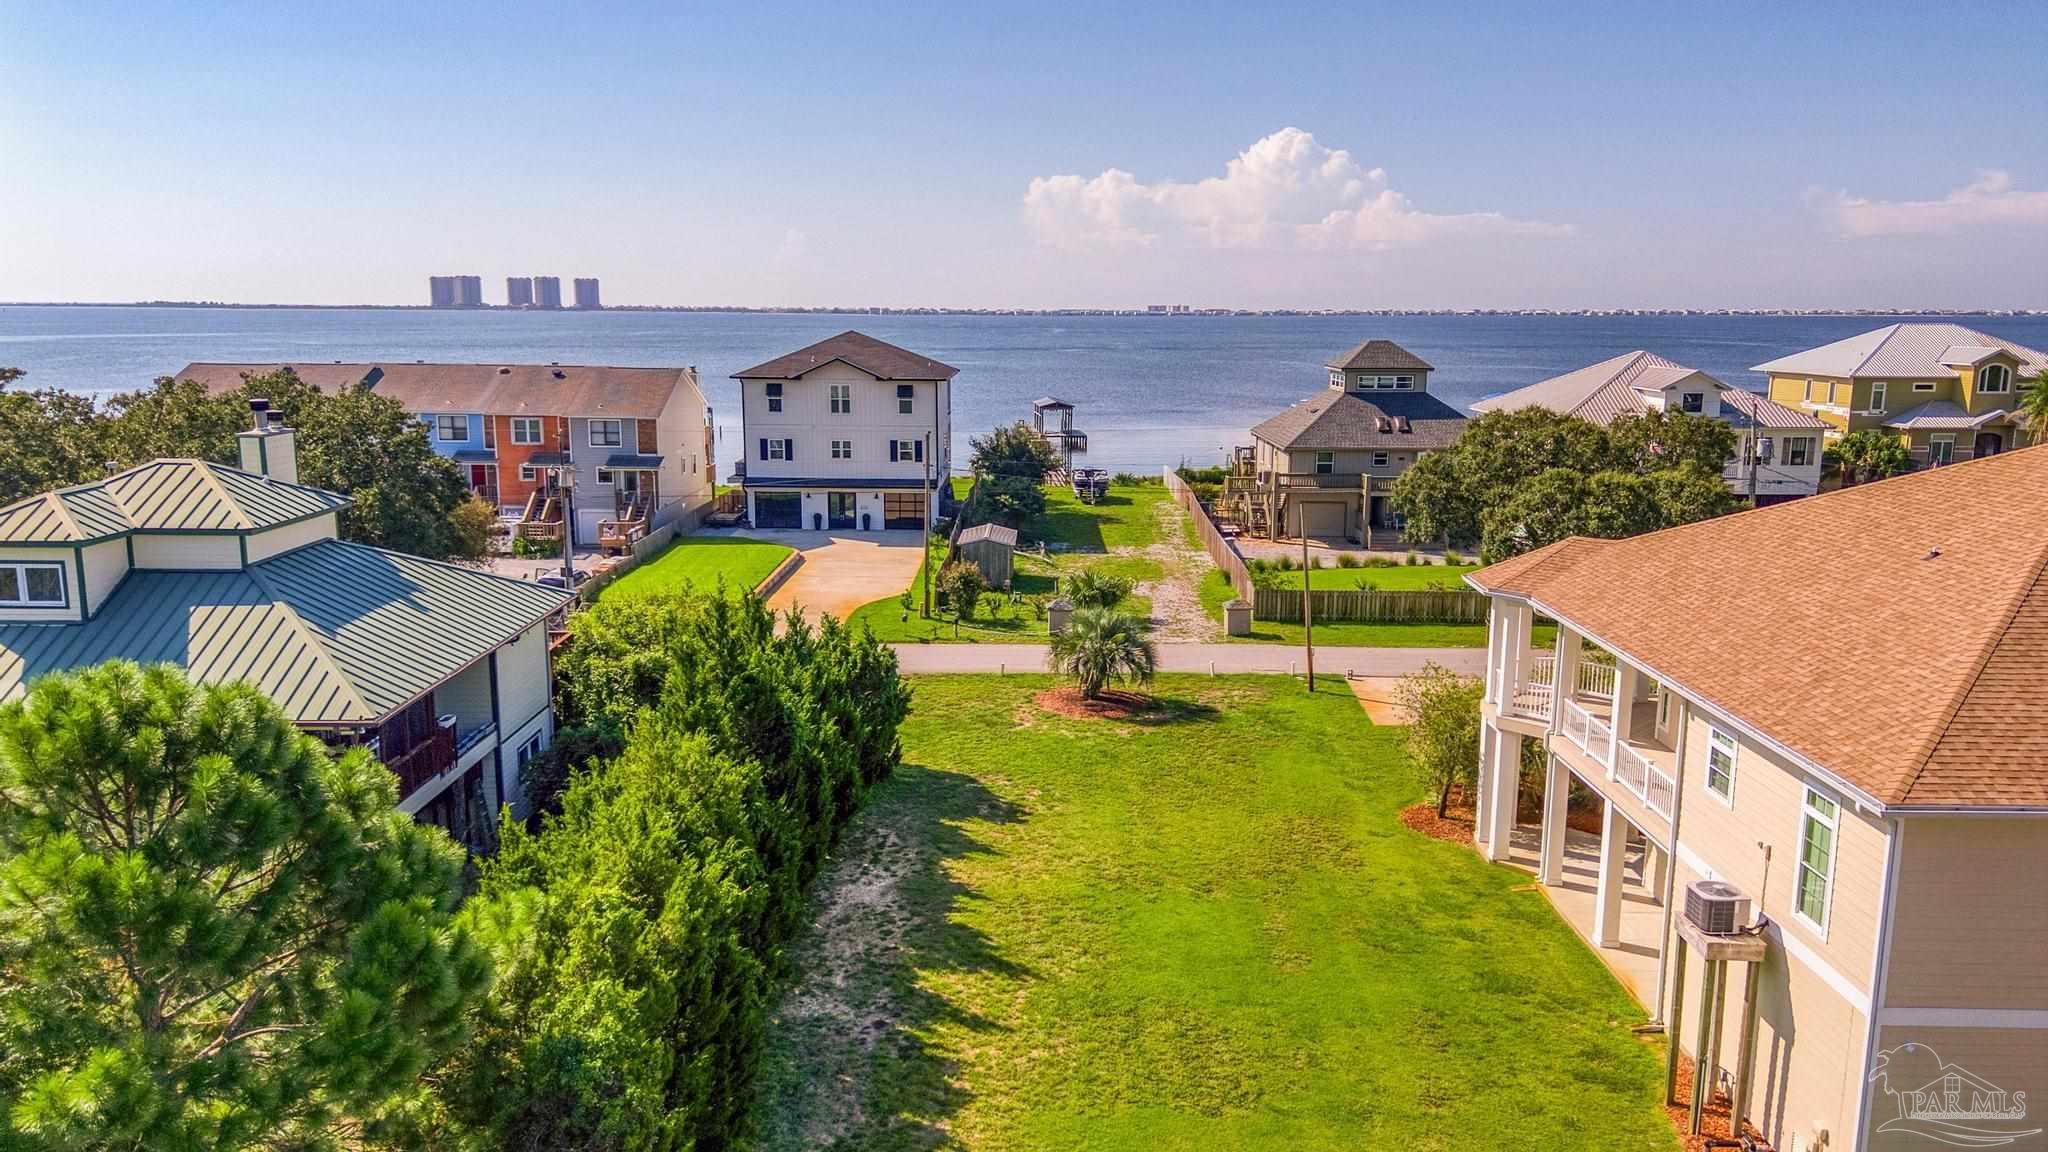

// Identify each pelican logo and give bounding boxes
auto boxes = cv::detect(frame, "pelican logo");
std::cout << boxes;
[1870,1042,2040,1147]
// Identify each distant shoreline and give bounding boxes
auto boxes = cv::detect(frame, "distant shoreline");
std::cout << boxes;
[0,301,2041,318]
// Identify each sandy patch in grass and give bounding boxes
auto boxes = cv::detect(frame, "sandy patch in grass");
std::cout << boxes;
[1345,675,1413,724]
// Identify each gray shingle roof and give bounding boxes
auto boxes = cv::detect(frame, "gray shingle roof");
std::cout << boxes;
[1324,339,1434,373]
[1249,391,1466,451]
[0,461,350,545]
[0,540,571,723]
[176,362,697,421]
[734,331,959,381]
[1750,323,2048,380]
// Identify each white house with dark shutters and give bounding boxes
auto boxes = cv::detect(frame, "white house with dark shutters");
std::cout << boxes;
[731,331,957,531]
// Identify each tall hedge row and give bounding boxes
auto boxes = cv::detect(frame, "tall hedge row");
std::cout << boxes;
[423,591,909,1150]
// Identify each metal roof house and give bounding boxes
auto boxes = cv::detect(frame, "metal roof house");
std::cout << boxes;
[1471,351,1828,504]
[0,403,572,853]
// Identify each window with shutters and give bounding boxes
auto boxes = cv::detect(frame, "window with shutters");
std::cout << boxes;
[766,440,788,461]
[892,438,921,462]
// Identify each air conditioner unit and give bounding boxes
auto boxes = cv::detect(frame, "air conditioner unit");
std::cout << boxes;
[1685,879,1751,936]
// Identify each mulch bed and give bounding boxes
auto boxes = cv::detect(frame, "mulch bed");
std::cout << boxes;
[1399,799,1477,845]
[1665,1052,1763,1152]
[1032,687,1157,721]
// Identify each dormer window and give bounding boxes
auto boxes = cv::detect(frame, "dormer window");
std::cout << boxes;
[1393,375,1414,390]
[0,561,66,608]
[1680,392,1704,414]
[1329,370,1343,388]
[1979,364,2012,394]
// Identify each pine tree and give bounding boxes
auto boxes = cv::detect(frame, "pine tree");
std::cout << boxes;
[0,662,489,1151]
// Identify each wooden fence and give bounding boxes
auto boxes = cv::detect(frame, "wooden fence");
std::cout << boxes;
[1251,585,1490,624]
[1164,466,1252,600]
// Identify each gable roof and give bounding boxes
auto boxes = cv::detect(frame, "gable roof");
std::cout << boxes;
[175,362,696,420]
[956,522,1017,547]
[1325,339,1434,373]
[1250,391,1466,452]
[0,539,570,723]
[0,460,350,545]
[733,331,959,382]
[1750,323,2048,380]
[1469,446,2048,810]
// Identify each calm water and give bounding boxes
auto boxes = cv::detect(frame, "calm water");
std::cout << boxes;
[5,306,2046,471]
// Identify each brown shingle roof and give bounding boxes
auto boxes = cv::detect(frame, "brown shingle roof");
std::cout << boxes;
[1250,391,1466,451]
[175,362,695,420]
[1469,447,2048,810]
[1324,339,1434,373]
[733,331,958,381]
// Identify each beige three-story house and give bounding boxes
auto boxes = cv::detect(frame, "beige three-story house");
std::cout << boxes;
[1468,448,2048,1152]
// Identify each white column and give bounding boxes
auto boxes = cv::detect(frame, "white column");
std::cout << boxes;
[1608,660,1638,769]
[1539,754,1569,885]
[1482,721,1499,848]
[1593,800,1629,948]
[1484,607,1504,706]
[1551,626,1580,733]
[1486,730,1522,862]
[1645,840,1668,902]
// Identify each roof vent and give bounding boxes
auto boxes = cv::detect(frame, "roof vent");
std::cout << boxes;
[553,369,566,379]
[498,366,512,375]
[1398,417,1412,434]
[1376,417,1392,433]
[1925,547,1942,560]
[248,397,270,430]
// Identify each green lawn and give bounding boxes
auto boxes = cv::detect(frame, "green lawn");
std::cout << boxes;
[597,536,794,601]
[751,675,1673,1150]
[1252,562,1483,592]
[845,484,1171,642]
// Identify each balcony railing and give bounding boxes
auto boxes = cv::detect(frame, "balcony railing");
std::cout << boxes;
[385,727,456,797]
[1577,662,1617,700]
[1561,698,1613,769]
[1612,740,1675,819]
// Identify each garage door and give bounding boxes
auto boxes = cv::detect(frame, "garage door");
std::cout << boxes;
[1300,501,1346,539]
[754,492,801,529]
[883,492,925,530]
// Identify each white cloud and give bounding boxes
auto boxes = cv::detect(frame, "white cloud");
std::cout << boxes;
[1810,170,2048,238]
[1022,127,1569,252]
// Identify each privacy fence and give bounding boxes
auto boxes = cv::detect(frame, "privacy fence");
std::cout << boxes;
[1163,466,1252,599]
[1250,585,1490,624]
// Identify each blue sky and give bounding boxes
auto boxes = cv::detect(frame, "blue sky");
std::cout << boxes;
[3,1,2044,308]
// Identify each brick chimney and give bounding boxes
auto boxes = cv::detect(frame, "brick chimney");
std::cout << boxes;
[236,399,299,484]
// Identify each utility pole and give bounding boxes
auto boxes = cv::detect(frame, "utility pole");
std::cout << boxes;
[1302,528,1314,691]
[921,433,933,618]
[556,466,577,592]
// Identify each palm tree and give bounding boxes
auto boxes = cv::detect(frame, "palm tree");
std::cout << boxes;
[1047,605,1157,699]
[2021,375,2048,443]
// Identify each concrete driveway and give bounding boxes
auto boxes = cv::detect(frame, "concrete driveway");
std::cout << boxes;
[727,528,928,622]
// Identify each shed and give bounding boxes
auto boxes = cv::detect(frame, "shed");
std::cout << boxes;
[955,522,1018,588]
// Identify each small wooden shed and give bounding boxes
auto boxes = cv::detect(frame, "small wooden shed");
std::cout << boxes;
[955,522,1018,588]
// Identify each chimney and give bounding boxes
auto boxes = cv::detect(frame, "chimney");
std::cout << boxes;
[236,398,299,484]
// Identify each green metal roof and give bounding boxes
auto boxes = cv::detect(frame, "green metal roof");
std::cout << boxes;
[0,460,350,545]
[0,540,571,723]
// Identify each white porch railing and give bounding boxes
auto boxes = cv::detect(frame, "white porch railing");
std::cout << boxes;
[1576,661,1617,700]
[1612,741,1675,819]
[1531,653,1557,687]
[1509,653,1557,720]
[1560,698,1614,769]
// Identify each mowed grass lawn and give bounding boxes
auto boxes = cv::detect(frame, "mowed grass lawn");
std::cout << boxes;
[1254,561,1483,591]
[846,484,1170,643]
[750,676,1673,1151]
[597,536,793,600]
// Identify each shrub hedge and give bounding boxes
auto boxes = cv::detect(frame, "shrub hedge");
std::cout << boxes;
[426,590,909,1150]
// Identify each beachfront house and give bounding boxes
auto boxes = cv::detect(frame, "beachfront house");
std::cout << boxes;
[1754,322,2048,464]
[1472,351,1826,504]
[177,362,716,551]
[1467,447,2048,1152]
[1225,339,1466,543]
[0,403,572,853]
[730,331,956,531]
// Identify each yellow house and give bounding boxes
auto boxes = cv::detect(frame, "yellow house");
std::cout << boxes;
[1754,322,2047,465]
[1468,448,2048,1152]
